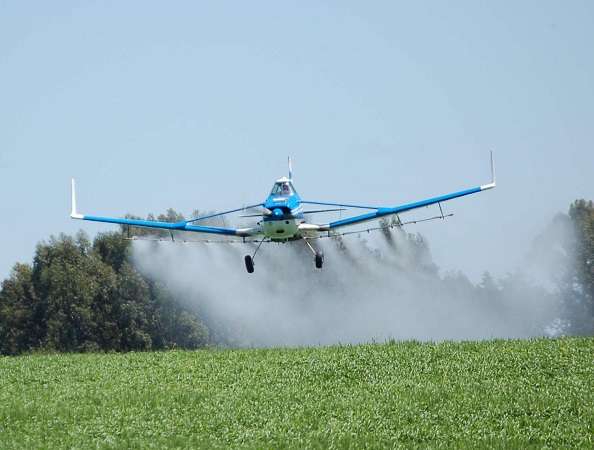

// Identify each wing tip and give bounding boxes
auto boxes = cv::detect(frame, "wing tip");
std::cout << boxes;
[70,178,84,219]
[481,151,496,190]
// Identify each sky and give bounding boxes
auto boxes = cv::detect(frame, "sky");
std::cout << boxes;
[1,1,593,281]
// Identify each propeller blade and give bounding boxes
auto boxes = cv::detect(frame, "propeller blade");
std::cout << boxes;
[302,208,346,214]
[241,208,345,218]
[240,207,272,218]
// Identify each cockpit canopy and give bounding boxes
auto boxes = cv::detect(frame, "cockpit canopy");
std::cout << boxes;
[270,179,296,197]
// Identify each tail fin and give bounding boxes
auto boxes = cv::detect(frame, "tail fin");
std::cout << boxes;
[288,156,293,180]
[70,179,84,219]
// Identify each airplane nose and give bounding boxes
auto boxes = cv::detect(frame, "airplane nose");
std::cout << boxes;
[272,208,283,218]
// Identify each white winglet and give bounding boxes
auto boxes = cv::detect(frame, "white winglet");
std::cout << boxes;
[480,151,496,191]
[70,179,84,219]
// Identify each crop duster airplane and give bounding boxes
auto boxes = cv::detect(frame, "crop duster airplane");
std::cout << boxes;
[70,153,495,273]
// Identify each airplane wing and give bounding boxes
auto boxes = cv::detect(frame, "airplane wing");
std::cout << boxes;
[309,152,496,230]
[69,180,262,237]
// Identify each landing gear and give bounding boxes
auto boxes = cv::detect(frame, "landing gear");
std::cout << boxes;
[305,239,324,270]
[244,237,324,273]
[244,237,266,273]
[244,255,254,273]
[315,252,324,269]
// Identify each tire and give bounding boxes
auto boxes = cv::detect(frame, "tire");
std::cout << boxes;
[244,255,254,273]
[315,252,324,269]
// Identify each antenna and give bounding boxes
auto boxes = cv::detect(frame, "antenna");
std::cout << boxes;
[288,156,293,180]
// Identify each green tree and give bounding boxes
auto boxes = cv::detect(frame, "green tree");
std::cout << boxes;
[567,199,594,333]
[115,262,154,350]
[0,264,41,355]
[32,232,119,352]
[94,231,130,272]
[0,225,211,355]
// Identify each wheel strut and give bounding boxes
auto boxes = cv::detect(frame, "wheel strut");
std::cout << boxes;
[304,239,316,256]
[304,239,324,269]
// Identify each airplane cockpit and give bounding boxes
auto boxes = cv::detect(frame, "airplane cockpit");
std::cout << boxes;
[270,179,296,197]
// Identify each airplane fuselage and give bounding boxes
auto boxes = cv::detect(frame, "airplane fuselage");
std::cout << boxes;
[261,177,306,241]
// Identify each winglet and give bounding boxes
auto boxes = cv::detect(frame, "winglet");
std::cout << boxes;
[480,151,496,191]
[70,179,84,219]
[288,156,293,180]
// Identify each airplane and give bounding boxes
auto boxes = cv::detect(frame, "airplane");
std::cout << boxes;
[70,153,496,273]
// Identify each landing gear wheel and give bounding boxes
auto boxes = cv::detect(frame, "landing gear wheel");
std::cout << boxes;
[315,252,324,269]
[244,255,254,273]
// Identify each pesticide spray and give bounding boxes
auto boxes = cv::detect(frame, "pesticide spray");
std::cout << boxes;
[131,223,564,347]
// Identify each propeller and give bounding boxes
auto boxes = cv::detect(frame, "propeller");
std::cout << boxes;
[240,207,273,218]
[240,208,346,218]
[302,208,346,214]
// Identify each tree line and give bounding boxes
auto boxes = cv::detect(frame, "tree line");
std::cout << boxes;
[0,230,209,355]
[0,200,592,355]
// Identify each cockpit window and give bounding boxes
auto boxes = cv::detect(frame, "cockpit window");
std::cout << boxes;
[271,182,293,196]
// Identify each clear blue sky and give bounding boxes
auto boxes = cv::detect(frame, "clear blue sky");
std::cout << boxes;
[1,1,593,280]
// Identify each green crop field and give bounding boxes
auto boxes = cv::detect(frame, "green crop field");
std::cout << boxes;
[0,338,593,449]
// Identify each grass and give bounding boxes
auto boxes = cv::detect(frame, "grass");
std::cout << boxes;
[0,338,593,449]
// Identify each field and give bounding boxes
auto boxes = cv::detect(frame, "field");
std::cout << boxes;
[0,338,593,449]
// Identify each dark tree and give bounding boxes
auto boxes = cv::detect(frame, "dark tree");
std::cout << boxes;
[0,264,41,355]
[567,200,594,333]
[0,229,209,355]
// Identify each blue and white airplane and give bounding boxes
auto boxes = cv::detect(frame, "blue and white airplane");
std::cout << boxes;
[70,154,495,273]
